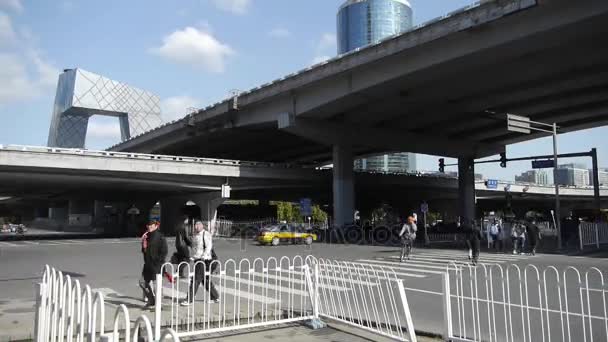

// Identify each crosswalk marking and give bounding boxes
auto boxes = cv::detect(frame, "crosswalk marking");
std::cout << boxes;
[0,241,19,247]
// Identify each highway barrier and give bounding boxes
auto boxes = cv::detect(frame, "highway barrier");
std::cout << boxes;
[157,255,417,341]
[579,222,608,250]
[35,265,179,342]
[442,263,608,342]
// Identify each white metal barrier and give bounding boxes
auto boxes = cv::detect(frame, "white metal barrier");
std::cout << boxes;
[443,262,608,342]
[157,256,315,340]
[35,265,179,342]
[428,233,460,244]
[309,257,417,342]
[579,222,608,250]
[156,255,417,341]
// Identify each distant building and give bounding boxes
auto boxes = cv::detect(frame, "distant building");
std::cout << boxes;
[338,0,416,172]
[515,170,549,185]
[555,163,590,187]
[588,168,608,187]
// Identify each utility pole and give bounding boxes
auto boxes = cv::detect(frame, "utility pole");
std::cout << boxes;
[552,123,562,249]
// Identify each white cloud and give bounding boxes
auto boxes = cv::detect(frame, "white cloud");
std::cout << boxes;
[150,27,234,73]
[211,0,251,15]
[311,55,330,65]
[0,12,16,44]
[87,121,122,140]
[0,0,23,12]
[0,52,59,105]
[161,95,202,122]
[268,27,291,38]
[316,33,336,52]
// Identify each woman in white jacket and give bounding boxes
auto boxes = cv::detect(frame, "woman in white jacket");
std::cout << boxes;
[181,221,219,306]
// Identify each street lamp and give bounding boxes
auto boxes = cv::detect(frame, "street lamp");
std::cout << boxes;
[506,114,562,249]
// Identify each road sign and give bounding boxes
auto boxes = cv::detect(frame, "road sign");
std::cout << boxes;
[420,202,429,213]
[485,179,499,189]
[221,184,231,198]
[532,159,555,169]
[507,114,531,134]
[299,198,312,217]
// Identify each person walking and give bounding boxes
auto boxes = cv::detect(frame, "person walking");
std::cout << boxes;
[525,219,541,256]
[399,212,418,262]
[181,221,220,306]
[172,217,192,277]
[517,223,527,255]
[489,219,501,251]
[139,220,168,308]
[511,224,520,254]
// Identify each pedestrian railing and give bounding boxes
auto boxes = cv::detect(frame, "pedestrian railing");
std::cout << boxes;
[156,255,417,341]
[579,222,608,250]
[307,257,417,342]
[35,265,179,342]
[428,233,461,244]
[442,262,608,342]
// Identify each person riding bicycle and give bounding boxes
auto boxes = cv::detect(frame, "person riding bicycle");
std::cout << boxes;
[399,212,418,262]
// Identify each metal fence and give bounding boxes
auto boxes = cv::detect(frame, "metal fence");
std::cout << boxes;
[156,255,417,341]
[443,262,608,342]
[579,222,608,250]
[35,265,179,342]
[308,257,417,341]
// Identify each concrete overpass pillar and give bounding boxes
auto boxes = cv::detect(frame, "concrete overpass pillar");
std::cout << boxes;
[458,157,476,224]
[332,144,355,228]
[68,200,94,227]
[193,192,226,234]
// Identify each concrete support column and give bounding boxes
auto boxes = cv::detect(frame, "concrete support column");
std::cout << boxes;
[193,192,226,235]
[332,144,355,228]
[458,157,476,224]
[68,199,94,226]
[160,198,185,236]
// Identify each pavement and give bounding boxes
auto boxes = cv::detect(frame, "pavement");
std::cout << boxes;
[0,237,606,341]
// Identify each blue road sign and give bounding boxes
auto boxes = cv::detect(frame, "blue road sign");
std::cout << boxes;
[532,159,555,169]
[486,179,499,189]
[299,198,312,217]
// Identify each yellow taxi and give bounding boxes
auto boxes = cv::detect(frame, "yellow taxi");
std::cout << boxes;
[257,224,317,246]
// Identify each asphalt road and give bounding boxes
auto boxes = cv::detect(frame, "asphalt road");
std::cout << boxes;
[1,237,607,341]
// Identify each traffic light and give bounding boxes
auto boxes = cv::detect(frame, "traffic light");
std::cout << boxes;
[500,152,507,168]
[439,158,445,173]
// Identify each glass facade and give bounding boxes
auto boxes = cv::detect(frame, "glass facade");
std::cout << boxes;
[47,68,162,148]
[337,0,413,54]
[338,0,416,172]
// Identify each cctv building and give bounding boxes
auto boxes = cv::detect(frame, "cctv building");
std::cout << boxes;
[47,68,163,148]
[338,0,417,173]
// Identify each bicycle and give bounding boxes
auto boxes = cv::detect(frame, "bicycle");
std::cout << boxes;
[400,236,414,262]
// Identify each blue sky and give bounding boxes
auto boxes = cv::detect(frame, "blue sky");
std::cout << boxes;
[0,0,606,180]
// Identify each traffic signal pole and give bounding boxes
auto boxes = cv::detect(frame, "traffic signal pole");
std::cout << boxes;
[552,123,562,250]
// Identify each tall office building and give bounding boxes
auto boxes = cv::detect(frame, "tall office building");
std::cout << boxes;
[555,163,590,187]
[515,170,549,185]
[589,168,608,187]
[338,0,416,173]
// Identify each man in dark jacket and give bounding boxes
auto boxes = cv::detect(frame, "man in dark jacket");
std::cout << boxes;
[525,219,541,255]
[465,219,483,265]
[139,220,168,308]
[173,218,192,277]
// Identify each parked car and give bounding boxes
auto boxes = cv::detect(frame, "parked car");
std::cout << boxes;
[257,223,317,246]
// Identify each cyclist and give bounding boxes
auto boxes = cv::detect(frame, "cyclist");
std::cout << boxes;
[399,212,418,262]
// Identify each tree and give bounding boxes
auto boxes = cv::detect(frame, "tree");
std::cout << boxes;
[311,205,328,224]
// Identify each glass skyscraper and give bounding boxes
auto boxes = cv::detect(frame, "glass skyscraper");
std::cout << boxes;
[338,0,416,173]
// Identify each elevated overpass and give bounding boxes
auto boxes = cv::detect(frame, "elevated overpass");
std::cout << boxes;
[107,0,608,225]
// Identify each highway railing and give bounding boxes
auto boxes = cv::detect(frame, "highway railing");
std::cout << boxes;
[35,265,179,342]
[0,144,304,169]
[443,263,608,342]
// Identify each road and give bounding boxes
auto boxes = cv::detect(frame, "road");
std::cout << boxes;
[1,237,607,341]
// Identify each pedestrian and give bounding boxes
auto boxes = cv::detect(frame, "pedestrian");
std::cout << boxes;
[399,212,417,262]
[181,221,220,306]
[465,219,483,265]
[511,224,520,254]
[525,219,541,256]
[489,219,501,251]
[517,223,527,255]
[139,220,168,308]
[172,217,192,277]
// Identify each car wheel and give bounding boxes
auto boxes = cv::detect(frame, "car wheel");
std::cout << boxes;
[271,237,280,246]
[305,236,313,245]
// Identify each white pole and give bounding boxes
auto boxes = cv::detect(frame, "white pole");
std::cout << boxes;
[155,273,162,341]
[552,123,562,250]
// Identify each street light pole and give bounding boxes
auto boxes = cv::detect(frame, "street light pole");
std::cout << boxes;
[552,123,562,250]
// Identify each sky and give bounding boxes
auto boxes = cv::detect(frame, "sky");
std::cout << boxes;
[0,0,606,181]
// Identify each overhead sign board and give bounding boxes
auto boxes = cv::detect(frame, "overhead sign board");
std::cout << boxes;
[299,198,312,217]
[420,202,429,214]
[532,159,555,169]
[485,179,499,189]
[507,114,531,134]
